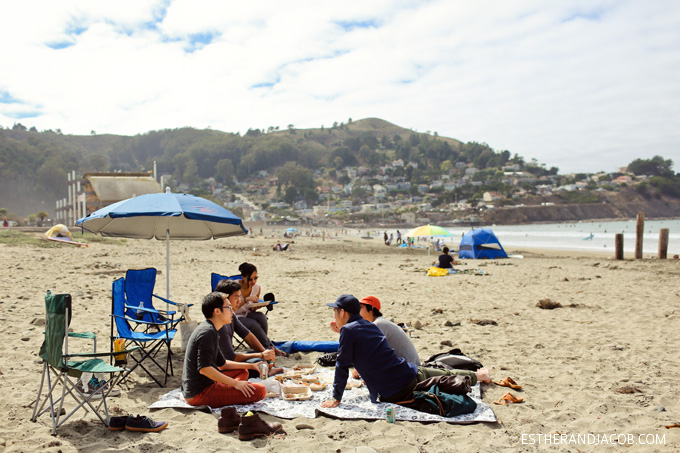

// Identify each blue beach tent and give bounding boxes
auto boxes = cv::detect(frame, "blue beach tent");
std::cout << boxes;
[458,228,508,259]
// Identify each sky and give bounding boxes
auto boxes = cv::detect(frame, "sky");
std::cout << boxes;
[1,0,679,174]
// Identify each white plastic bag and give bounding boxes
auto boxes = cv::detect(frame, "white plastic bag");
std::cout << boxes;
[179,304,199,352]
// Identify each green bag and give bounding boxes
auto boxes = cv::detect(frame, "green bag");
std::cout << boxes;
[401,385,477,417]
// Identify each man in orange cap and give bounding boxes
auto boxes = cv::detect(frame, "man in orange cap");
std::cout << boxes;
[359,296,421,366]
[331,295,421,366]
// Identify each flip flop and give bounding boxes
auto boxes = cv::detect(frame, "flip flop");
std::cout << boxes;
[493,377,522,390]
[493,392,524,405]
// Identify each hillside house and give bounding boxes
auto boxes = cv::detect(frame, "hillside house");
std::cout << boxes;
[483,191,504,202]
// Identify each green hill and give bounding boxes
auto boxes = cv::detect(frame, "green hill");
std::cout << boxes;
[0,118,510,216]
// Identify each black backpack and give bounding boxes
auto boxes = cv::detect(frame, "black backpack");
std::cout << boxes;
[423,348,483,371]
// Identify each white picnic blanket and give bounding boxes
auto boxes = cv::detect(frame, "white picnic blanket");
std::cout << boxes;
[149,369,496,424]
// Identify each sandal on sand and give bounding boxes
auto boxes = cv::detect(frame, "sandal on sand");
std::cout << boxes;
[493,377,522,390]
[493,392,524,405]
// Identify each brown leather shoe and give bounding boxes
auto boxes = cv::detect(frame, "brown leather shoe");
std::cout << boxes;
[218,407,240,433]
[238,412,283,440]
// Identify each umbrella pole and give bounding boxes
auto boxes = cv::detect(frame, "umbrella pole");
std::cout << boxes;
[166,229,170,311]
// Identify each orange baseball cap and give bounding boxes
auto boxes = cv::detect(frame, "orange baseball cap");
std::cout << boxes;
[360,296,381,310]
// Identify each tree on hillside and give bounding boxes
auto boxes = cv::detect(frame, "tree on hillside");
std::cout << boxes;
[86,153,110,171]
[627,156,674,177]
[360,132,379,150]
[36,155,68,195]
[183,161,200,185]
[284,186,298,204]
[276,162,314,189]
[303,187,319,206]
[215,158,235,185]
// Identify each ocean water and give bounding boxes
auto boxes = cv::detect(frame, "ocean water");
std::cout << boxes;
[447,219,680,255]
[373,219,680,255]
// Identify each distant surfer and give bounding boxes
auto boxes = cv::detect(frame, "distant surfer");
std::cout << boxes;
[583,233,594,240]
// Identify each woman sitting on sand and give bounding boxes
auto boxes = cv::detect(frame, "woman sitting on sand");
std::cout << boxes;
[235,263,286,356]
[437,247,455,269]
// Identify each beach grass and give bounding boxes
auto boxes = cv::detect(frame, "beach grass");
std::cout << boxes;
[0,229,123,246]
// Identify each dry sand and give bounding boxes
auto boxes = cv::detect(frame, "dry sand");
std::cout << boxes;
[1,229,678,452]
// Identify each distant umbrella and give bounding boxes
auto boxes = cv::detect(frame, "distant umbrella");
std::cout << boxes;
[285,227,298,233]
[404,224,454,238]
[76,188,247,299]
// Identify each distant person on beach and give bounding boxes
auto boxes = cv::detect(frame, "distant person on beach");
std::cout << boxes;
[273,242,289,251]
[383,231,388,245]
[396,230,402,245]
[181,291,266,407]
[321,295,490,408]
[437,247,455,269]
[2,217,8,227]
[45,224,72,239]
[331,296,420,366]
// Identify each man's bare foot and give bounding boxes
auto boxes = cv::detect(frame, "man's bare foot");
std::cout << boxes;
[476,367,491,384]
[269,367,284,376]
[274,347,288,357]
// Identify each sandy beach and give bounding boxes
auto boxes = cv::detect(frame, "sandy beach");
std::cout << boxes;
[1,229,678,452]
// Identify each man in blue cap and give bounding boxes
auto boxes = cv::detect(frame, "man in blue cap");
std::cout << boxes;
[321,294,489,408]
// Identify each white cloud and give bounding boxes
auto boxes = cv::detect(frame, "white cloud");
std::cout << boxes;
[1,0,679,173]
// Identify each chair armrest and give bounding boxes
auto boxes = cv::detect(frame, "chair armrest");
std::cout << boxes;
[124,303,176,317]
[65,345,142,359]
[68,331,97,340]
[111,313,172,327]
[64,347,127,359]
[152,294,193,308]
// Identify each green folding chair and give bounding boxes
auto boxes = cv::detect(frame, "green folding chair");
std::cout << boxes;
[31,290,129,435]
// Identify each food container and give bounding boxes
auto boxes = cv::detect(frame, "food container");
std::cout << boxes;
[275,365,318,382]
[297,375,321,384]
[281,383,313,401]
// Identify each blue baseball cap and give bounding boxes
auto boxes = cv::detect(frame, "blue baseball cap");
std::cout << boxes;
[326,294,360,314]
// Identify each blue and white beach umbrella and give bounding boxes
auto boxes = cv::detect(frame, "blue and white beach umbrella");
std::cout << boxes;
[76,188,247,298]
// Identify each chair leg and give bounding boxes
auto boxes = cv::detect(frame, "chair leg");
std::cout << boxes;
[31,363,48,422]
[118,340,173,387]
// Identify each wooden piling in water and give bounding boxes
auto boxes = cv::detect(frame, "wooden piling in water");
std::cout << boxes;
[635,212,644,259]
[658,228,669,259]
[615,233,624,260]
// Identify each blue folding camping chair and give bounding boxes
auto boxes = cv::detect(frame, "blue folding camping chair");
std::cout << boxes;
[111,277,176,387]
[124,268,192,331]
